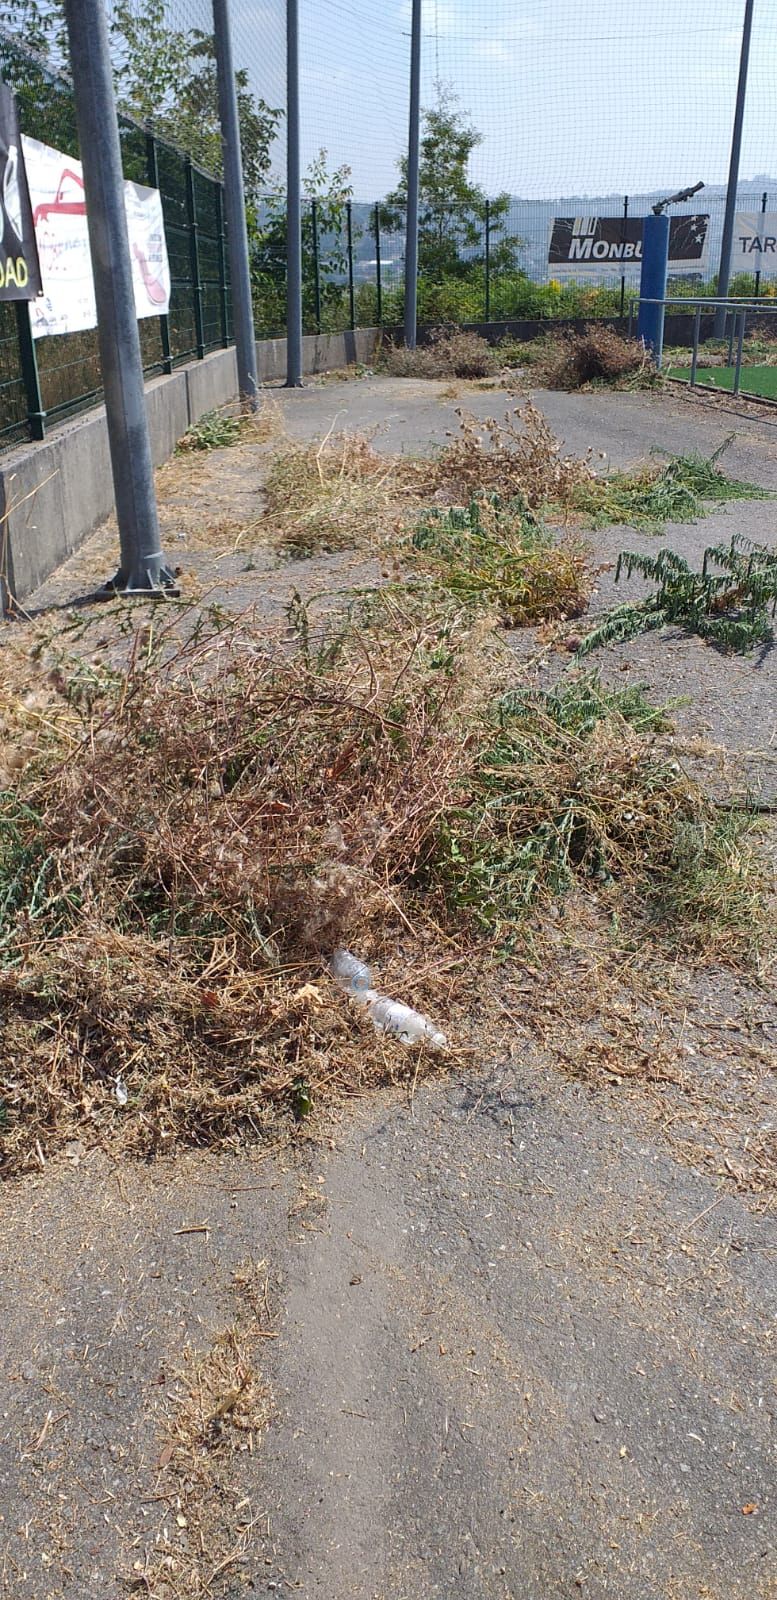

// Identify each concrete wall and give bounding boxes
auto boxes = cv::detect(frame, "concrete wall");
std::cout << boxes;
[0,330,379,609]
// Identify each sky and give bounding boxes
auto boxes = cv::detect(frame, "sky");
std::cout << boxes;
[231,0,777,201]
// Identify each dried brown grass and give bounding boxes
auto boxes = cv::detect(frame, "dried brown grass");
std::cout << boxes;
[423,401,596,508]
[125,1259,273,1597]
[263,428,413,555]
[534,325,656,391]
[383,328,500,380]
[0,598,486,1171]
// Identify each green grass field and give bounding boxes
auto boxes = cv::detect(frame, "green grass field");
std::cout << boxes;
[668,363,777,399]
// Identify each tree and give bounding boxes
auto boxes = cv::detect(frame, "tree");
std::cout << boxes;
[383,90,520,280]
[109,2,281,199]
[251,151,356,334]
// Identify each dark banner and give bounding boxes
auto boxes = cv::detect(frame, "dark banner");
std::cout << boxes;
[548,213,709,271]
[0,79,42,300]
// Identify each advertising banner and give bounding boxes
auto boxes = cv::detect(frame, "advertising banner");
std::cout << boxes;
[21,135,170,338]
[0,80,42,299]
[548,214,709,276]
[733,213,777,277]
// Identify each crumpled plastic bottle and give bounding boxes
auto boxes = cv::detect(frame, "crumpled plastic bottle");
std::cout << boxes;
[329,948,447,1051]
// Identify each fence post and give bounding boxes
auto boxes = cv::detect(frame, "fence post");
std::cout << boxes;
[373,204,382,325]
[619,194,629,319]
[213,0,258,404]
[214,183,230,346]
[311,197,321,334]
[733,309,746,394]
[754,189,767,300]
[484,199,491,322]
[346,200,355,330]
[145,131,173,375]
[715,0,754,334]
[15,302,46,442]
[690,303,702,386]
[185,157,206,360]
[404,0,422,348]
[286,0,303,385]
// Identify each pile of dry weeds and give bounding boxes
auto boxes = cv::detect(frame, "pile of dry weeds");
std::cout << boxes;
[263,428,410,555]
[426,401,596,507]
[382,328,500,380]
[0,600,479,1170]
[535,325,655,391]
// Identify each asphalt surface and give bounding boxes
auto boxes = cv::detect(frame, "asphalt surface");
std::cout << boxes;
[2,378,775,1599]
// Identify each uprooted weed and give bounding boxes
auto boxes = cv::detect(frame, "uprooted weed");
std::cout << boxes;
[263,429,411,555]
[427,401,597,507]
[577,533,777,656]
[569,440,771,532]
[177,402,281,454]
[382,328,500,380]
[535,324,657,391]
[426,672,768,956]
[411,493,590,625]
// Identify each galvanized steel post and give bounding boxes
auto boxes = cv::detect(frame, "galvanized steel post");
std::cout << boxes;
[286,0,303,385]
[62,0,175,593]
[404,0,421,348]
[715,0,755,335]
[213,0,258,405]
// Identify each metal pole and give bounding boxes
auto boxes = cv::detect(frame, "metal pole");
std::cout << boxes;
[690,303,702,386]
[733,309,746,393]
[754,188,767,299]
[15,301,46,441]
[484,199,491,322]
[213,0,258,405]
[310,198,321,333]
[404,0,421,348]
[286,0,302,385]
[619,194,629,319]
[62,0,174,593]
[637,214,670,366]
[374,204,383,324]
[715,0,755,336]
[346,200,355,331]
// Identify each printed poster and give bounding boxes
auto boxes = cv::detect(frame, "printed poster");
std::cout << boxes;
[548,214,709,276]
[0,80,42,299]
[21,135,170,338]
[733,213,777,277]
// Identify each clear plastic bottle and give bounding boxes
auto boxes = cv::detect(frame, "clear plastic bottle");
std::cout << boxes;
[365,994,447,1051]
[330,948,373,993]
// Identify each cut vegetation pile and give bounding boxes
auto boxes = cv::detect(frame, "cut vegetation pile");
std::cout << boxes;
[431,672,767,954]
[263,429,408,555]
[382,327,500,379]
[534,324,655,391]
[0,585,769,1172]
[411,494,589,624]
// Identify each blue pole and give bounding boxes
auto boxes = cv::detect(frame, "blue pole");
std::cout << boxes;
[637,213,669,367]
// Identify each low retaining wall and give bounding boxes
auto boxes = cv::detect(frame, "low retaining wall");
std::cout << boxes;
[0,329,379,609]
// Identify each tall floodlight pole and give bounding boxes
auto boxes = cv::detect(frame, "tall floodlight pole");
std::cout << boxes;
[404,0,422,349]
[213,0,259,406]
[62,0,175,592]
[715,0,755,336]
[286,0,302,385]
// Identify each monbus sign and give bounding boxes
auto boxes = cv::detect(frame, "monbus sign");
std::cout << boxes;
[548,214,709,276]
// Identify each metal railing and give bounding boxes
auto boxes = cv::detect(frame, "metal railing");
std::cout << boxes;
[628,295,777,397]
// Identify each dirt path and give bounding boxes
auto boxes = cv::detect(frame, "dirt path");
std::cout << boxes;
[1,378,775,1599]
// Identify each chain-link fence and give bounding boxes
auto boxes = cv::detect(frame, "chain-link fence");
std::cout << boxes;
[5,0,777,446]
[0,26,234,448]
